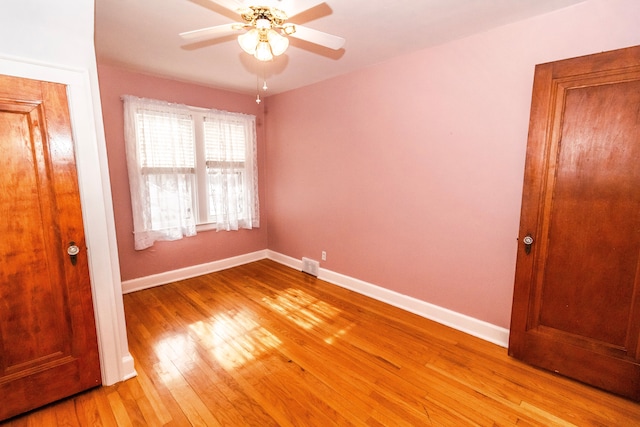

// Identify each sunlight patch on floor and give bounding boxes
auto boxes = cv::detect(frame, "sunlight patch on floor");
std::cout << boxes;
[262,288,342,330]
[154,333,198,364]
[262,287,354,345]
[178,287,352,370]
[188,311,282,370]
[325,323,354,345]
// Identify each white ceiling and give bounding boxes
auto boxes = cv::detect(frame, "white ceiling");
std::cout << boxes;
[95,0,586,96]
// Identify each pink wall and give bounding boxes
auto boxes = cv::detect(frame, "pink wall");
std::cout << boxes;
[264,0,640,328]
[97,0,640,329]
[97,65,268,281]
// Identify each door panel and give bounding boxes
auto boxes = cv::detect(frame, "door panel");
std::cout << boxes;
[539,80,640,348]
[0,75,101,420]
[509,45,640,401]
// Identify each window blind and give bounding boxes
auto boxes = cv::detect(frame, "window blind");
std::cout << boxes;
[136,110,195,168]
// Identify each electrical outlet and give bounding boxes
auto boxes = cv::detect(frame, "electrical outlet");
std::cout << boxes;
[321,251,326,261]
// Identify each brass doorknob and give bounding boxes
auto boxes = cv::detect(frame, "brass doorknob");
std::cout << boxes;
[67,241,80,265]
[523,235,534,254]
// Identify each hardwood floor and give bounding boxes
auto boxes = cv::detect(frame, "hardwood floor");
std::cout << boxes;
[3,259,640,426]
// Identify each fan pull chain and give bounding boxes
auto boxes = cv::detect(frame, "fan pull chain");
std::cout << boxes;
[256,64,268,104]
[256,73,261,104]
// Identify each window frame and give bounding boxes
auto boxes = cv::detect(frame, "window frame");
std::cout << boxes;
[192,111,256,230]
[124,95,258,247]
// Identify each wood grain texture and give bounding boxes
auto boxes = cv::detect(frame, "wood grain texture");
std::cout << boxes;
[508,44,640,401]
[3,260,640,425]
[0,75,101,421]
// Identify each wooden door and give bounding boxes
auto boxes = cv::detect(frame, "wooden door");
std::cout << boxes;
[0,75,101,420]
[509,45,640,401]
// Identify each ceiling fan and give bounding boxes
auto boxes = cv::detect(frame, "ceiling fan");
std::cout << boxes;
[179,0,345,62]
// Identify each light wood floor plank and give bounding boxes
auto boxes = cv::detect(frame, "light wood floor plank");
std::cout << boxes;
[3,259,640,425]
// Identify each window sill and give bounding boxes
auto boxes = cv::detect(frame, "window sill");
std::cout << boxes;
[196,221,254,233]
[196,223,217,232]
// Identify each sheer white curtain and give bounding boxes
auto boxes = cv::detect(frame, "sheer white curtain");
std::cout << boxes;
[123,96,197,250]
[204,110,260,231]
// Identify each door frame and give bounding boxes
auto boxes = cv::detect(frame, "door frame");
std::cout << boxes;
[0,56,135,385]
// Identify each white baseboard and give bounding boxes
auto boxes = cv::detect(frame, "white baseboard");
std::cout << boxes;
[122,249,509,348]
[120,354,137,382]
[267,250,509,348]
[121,250,268,294]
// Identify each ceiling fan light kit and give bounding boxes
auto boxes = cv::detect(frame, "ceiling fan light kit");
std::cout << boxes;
[237,7,292,61]
[180,0,345,62]
[267,29,289,55]
[180,0,346,102]
[238,27,289,61]
[237,29,259,54]
[254,40,273,61]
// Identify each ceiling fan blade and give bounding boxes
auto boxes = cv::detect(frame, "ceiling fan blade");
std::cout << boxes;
[288,24,345,50]
[179,23,242,41]
[263,0,325,18]
[206,0,246,13]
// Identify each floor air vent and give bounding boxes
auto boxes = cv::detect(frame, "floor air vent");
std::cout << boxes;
[301,257,319,277]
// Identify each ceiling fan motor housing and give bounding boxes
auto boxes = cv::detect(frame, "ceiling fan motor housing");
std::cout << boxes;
[241,6,288,28]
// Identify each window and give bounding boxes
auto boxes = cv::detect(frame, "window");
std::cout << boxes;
[123,96,259,250]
